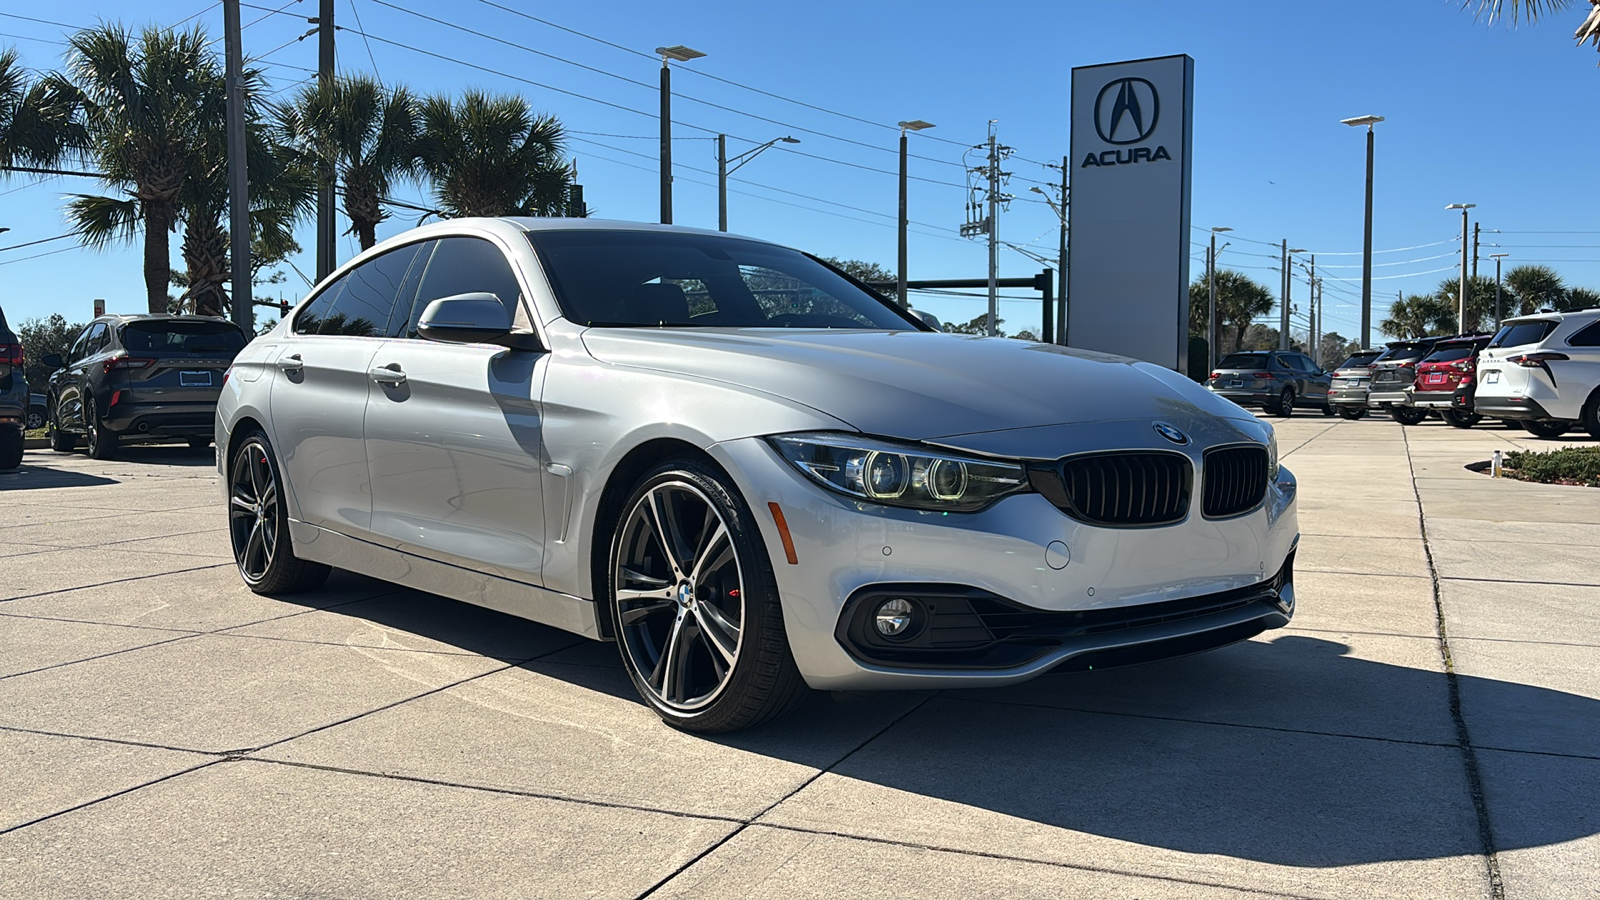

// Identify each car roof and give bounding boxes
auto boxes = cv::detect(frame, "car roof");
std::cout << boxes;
[93,314,240,326]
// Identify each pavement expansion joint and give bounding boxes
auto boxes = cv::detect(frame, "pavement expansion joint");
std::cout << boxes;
[634,692,940,900]
[0,633,200,683]
[0,759,226,838]
[0,563,230,604]
[1401,424,1506,900]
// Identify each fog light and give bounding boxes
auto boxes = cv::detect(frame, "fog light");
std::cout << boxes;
[873,598,915,637]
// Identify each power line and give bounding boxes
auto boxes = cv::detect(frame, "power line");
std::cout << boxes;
[0,12,82,30]
[345,0,381,81]
[0,31,65,45]
[0,230,77,253]
[0,244,77,266]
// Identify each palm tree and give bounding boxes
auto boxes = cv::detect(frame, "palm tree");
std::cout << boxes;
[0,46,78,174]
[1564,286,1600,311]
[52,24,219,313]
[414,90,572,218]
[1464,1,1600,53]
[174,63,312,316]
[1382,293,1453,339]
[1504,264,1567,316]
[1188,270,1275,353]
[276,74,418,251]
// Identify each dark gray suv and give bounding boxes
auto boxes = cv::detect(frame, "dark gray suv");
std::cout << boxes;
[1205,350,1334,417]
[0,304,26,469]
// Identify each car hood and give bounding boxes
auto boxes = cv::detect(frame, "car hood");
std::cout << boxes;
[579,328,1254,447]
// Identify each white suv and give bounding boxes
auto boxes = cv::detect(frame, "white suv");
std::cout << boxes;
[1474,309,1600,439]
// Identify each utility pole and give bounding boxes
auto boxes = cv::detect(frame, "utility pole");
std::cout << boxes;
[986,127,999,336]
[716,134,726,232]
[1208,227,1231,368]
[654,46,704,226]
[1279,240,1289,350]
[1057,156,1067,345]
[1447,203,1475,334]
[223,0,252,331]
[314,0,335,282]
[1306,255,1316,365]
[1472,222,1480,281]
[895,120,934,308]
[1490,252,1509,324]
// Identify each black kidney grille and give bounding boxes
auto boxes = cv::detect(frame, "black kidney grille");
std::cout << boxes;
[1054,452,1191,526]
[1203,446,1269,518]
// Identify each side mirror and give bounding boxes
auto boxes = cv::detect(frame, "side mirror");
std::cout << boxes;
[908,308,943,331]
[417,293,513,345]
[42,353,63,369]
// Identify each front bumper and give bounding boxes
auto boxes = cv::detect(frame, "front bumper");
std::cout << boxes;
[711,424,1300,691]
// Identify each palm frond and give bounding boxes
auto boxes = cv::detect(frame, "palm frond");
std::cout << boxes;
[65,193,142,249]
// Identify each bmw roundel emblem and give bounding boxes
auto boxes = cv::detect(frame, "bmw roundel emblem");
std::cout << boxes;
[1153,422,1188,445]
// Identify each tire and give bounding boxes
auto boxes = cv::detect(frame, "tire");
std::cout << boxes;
[1582,389,1600,440]
[1321,403,1335,417]
[227,430,330,594]
[0,425,22,471]
[1274,388,1294,418]
[25,408,44,430]
[46,401,77,452]
[1441,410,1481,429]
[1521,420,1573,440]
[1337,406,1366,421]
[84,397,118,460]
[608,457,807,733]
[1392,409,1428,426]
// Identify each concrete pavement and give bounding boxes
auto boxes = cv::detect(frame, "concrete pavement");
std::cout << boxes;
[0,418,1596,899]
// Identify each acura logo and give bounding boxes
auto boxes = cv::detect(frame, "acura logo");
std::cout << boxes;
[1153,421,1188,445]
[1094,77,1159,145]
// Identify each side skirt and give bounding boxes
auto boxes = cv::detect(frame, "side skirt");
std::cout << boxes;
[289,520,603,640]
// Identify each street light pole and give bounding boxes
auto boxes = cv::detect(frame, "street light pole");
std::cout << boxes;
[315,0,336,281]
[655,45,705,225]
[223,0,252,331]
[1447,203,1476,334]
[1208,227,1231,369]
[1284,247,1307,350]
[896,120,934,308]
[1341,115,1384,348]
[718,134,799,232]
[1490,252,1509,324]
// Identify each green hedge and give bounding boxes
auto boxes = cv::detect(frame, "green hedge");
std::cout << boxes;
[1504,447,1600,487]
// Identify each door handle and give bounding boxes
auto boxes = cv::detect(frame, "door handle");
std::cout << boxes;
[368,363,406,385]
[277,353,303,371]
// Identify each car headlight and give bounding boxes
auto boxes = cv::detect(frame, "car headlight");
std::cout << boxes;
[768,432,1030,512]
[1266,429,1279,481]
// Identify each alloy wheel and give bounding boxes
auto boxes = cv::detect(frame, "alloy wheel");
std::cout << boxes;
[229,438,281,583]
[614,481,745,712]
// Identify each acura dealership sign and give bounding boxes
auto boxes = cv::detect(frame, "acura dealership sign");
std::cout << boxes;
[1067,55,1194,372]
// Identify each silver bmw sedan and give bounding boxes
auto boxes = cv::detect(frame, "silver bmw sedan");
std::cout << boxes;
[217,218,1299,733]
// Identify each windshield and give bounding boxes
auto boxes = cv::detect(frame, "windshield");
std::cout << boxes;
[1216,353,1270,369]
[1335,352,1380,370]
[1489,320,1558,349]
[122,319,247,354]
[526,230,919,330]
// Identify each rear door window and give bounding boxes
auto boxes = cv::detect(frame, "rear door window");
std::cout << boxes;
[77,323,107,362]
[1489,320,1558,349]
[320,244,425,337]
[294,274,349,335]
[400,237,522,339]
[122,320,248,355]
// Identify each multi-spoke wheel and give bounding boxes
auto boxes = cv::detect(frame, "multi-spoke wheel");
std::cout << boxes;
[227,430,329,594]
[610,458,806,732]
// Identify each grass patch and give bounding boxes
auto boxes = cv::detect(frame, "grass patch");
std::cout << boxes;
[1503,447,1600,488]
[24,427,46,440]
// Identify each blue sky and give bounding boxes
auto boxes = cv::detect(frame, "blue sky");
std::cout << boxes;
[2,0,1596,341]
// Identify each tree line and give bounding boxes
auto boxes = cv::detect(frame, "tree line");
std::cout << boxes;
[0,23,577,318]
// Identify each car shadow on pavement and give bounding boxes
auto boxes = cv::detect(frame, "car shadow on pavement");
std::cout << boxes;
[0,462,118,490]
[281,591,1600,869]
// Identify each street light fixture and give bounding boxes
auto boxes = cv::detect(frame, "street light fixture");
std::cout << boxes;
[1489,252,1510,324]
[1342,114,1384,348]
[1207,227,1232,367]
[1446,203,1476,333]
[717,135,799,232]
[655,45,706,225]
[896,120,935,308]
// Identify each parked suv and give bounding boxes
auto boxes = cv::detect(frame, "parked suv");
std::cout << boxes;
[1365,338,1442,425]
[1205,350,1332,417]
[1408,334,1494,428]
[0,303,26,470]
[1474,309,1600,439]
[1327,349,1383,419]
[44,315,248,459]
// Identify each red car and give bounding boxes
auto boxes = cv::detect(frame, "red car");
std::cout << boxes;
[1408,334,1493,428]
